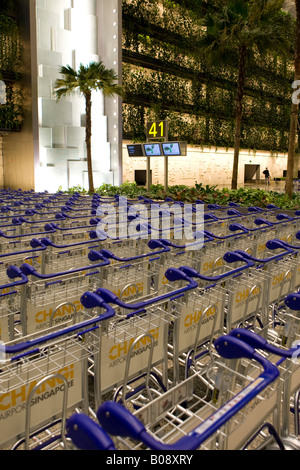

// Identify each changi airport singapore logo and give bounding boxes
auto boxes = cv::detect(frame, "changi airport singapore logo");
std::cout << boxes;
[95,197,204,250]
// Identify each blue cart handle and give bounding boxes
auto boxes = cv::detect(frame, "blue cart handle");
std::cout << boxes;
[276,213,298,222]
[90,240,170,262]
[203,210,243,221]
[66,413,116,450]
[248,205,279,213]
[97,335,279,451]
[229,223,252,233]
[0,226,55,239]
[179,251,255,281]
[285,292,300,311]
[257,214,296,226]
[204,213,218,221]
[204,227,248,240]
[228,328,300,359]
[265,238,300,251]
[18,254,110,279]
[60,212,90,220]
[0,218,23,227]
[136,222,183,235]
[44,222,92,232]
[265,239,298,253]
[4,266,28,288]
[89,227,152,241]
[248,206,263,213]
[0,296,115,356]
[0,239,47,260]
[255,217,278,226]
[156,231,213,249]
[39,236,105,250]
[93,267,198,310]
[232,239,294,263]
[229,219,273,233]
[16,214,66,224]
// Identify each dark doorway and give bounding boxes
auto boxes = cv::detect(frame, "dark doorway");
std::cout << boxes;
[244,164,260,183]
[135,170,152,186]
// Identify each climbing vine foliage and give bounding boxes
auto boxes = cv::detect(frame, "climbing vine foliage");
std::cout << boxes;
[122,0,295,153]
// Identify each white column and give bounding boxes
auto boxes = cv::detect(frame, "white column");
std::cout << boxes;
[97,0,123,186]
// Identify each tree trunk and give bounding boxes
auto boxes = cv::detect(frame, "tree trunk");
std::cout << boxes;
[286,99,299,197]
[85,91,94,193]
[286,0,300,198]
[231,45,247,190]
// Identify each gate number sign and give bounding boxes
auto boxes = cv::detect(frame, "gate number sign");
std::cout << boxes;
[146,120,168,140]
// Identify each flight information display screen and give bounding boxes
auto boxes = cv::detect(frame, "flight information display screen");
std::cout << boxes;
[127,144,144,157]
[143,143,162,157]
[161,142,181,156]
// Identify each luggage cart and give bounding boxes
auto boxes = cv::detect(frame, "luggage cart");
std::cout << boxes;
[281,293,300,448]
[38,236,144,275]
[228,216,298,257]
[203,219,275,253]
[11,254,111,336]
[30,237,97,275]
[0,238,46,274]
[231,240,299,338]
[0,266,28,343]
[43,225,98,245]
[173,241,296,376]
[165,252,257,380]
[88,225,157,249]
[93,239,171,302]
[80,267,199,409]
[155,228,262,290]
[0,227,56,254]
[12,239,170,336]
[227,326,300,450]
[15,212,96,230]
[202,210,286,234]
[0,299,115,450]
[155,236,211,289]
[44,221,96,239]
[67,334,282,451]
[264,235,300,292]
[223,267,269,334]
[91,253,254,396]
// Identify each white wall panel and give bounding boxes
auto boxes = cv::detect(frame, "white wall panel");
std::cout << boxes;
[39,99,73,128]
[4,0,119,192]
[35,0,112,191]
[39,128,52,149]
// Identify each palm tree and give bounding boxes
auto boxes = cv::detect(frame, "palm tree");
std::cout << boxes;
[198,0,294,189]
[286,0,300,197]
[53,62,122,193]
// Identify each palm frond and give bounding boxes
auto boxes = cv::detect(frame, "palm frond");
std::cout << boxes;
[53,61,122,100]
[199,0,295,60]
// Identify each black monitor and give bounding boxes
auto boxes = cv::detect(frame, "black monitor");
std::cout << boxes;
[127,144,144,157]
[161,142,181,156]
[143,143,162,157]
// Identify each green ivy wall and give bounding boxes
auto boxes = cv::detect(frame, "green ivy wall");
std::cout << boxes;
[122,0,295,154]
[0,12,22,132]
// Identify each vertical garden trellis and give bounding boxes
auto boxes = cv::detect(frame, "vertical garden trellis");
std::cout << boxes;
[0,14,21,73]
[0,13,22,132]
[122,0,296,156]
